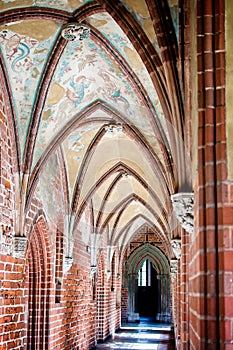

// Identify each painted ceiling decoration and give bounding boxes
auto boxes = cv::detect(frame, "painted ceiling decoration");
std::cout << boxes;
[0,0,191,262]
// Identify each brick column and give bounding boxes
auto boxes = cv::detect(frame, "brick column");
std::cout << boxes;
[171,257,182,349]
[180,228,189,349]
[170,194,193,348]
[190,1,230,348]
[177,260,181,348]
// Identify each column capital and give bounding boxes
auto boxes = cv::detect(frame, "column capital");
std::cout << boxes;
[106,270,111,280]
[13,236,28,258]
[171,239,181,259]
[91,266,97,276]
[170,259,178,282]
[0,225,13,255]
[157,274,165,280]
[171,192,194,234]
[64,256,73,273]
[61,22,90,41]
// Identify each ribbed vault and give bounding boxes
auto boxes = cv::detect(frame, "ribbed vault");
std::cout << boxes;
[0,0,191,265]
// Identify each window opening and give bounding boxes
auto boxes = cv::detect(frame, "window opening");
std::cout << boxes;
[138,259,152,286]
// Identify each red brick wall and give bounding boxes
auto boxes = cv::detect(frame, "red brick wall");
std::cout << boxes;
[56,262,96,349]
[121,287,128,323]
[95,250,121,343]
[24,210,121,349]
[0,255,25,349]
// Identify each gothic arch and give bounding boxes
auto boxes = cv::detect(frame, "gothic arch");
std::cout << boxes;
[126,243,170,275]
[26,215,52,349]
[125,243,171,323]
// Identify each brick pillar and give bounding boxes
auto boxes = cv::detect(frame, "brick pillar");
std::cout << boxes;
[171,259,179,346]
[180,228,189,349]
[121,286,128,323]
[177,260,181,348]
[96,256,107,341]
[190,0,229,348]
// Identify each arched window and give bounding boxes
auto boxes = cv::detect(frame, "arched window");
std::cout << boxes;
[138,259,151,286]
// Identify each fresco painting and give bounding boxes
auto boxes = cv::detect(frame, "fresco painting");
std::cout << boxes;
[0,25,58,157]
[0,0,33,11]
[33,36,146,168]
[119,0,159,50]
[0,2,176,172]
[0,0,91,12]
[120,0,179,44]
[37,153,59,222]
[87,12,163,119]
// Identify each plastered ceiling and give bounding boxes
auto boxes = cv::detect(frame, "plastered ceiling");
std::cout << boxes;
[0,0,190,257]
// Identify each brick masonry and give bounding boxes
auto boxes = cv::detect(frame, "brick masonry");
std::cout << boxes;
[1,1,233,349]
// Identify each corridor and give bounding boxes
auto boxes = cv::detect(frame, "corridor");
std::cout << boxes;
[1,1,232,349]
[95,319,175,349]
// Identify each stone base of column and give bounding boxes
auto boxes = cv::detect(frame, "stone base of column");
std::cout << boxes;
[127,312,140,322]
[156,313,172,323]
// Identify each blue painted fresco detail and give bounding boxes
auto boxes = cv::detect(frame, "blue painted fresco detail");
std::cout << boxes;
[0,28,58,157]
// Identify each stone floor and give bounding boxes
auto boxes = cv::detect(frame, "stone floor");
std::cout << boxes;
[95,318,175,349]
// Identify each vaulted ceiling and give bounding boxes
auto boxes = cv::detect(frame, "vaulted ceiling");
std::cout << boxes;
[0,0,192,259]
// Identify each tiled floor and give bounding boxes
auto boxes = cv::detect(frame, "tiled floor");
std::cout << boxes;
[95,318,175,349]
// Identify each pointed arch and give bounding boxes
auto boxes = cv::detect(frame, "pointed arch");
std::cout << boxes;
[26,215,52,349]
[125,243,171,323]
[118,219,171,266]
[126,243,170,276]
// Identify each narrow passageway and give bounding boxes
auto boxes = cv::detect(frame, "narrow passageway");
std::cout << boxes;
[95,318,175,349]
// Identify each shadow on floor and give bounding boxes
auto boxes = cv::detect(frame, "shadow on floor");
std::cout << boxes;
[95,318,175,349]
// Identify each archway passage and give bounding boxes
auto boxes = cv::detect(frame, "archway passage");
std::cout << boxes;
[125,243,171,324]
[137,259,158,319]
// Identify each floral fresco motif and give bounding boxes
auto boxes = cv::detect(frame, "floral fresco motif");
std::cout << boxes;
[0,28,58,157]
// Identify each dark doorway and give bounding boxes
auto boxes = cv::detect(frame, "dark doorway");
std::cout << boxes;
[137,260,158,318]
